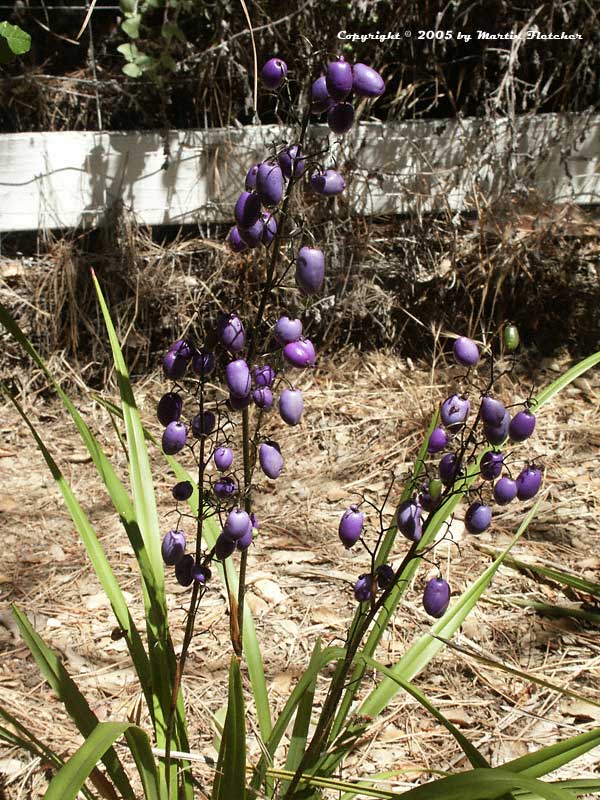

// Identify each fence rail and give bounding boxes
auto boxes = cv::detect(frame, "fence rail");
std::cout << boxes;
[0,114,598,233]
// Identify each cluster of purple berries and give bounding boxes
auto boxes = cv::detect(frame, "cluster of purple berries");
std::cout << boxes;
[338,328,544,619]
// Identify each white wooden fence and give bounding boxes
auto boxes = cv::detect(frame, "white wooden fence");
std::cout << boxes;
[0,114,598,232]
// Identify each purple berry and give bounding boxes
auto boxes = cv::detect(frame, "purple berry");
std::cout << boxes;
[353,573,372,602]
[261,57,287,90]
[192,350,216,377]
[396,499,423,542]
[228,393,252,411]
[256,162,284,207]
[283,338,316,368]
[262,213,277,245]
[296,246,325,295]
[310,75,334,114]
[278,145,305,179]
[236,527,253,551]
[162,421,187,455]
[484,410,511,446]
[223,508,252,541]
[326,57,353,100]
[217,313,245,353]
[157,392,183,426]
[175,554,194,586]
[493,476,517,505]
[376,564,395,589]
[440,394,470,430]
[192,411,216,438]
[250,512,259,530]
[253,364,276,387]
[327,102,354,135]
[423,577,451,618]
[172,481,193,501]
[193,564,211,584]
[279,388,304,426]
[252,386,274,410]
[352,63,385,97]
[214,446,233,471]
[339,504,364,548]
[215,533,236,560]
[227,226,248,253]
[453,336,480,367]
[420,479,442,512]
[214,476,237,499]
[509,410,536,443]
[225,359,251,398]
[481,450,504,481]
[234,191,261,228]
[516,465,542,500]
[274,316,302,345]
[163,350,188,380]
[465,502,492,534]
[428,427,448,454]
[310,168,346,196]
[259,441,283,479]
[161,529,186,566]
[238,218,264,248]
[480,396,507,427]
[245,163,259,190]
[439,452,461,485]
[169,338,194,360]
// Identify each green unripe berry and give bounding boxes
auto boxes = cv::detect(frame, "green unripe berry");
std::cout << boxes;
[504,324,520,351]
[428,478,443,502]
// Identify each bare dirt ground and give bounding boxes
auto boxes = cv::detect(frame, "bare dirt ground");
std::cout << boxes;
[0,348,599,798]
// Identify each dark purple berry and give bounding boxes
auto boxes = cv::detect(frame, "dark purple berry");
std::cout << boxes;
[453,336,480,367]
[509,410,536,443]
[172,481,193,501]
[163,350,188,381]
[256,162,284,207]
[352,63,385,97]
[420,480,442,512]
[214,476,237,499]
[225,359,251,398]
[274,316,302,345]
[162,421,187,455]
[234,191,261,228]
[439,452,461,485]
[440,394,470,430]
[516,465,542,500]
[310,75,334,114]
[193,565,211,584]
[326,57,353,100]
[327,102,354,135]
[236,527,253,551]
[161,529,186,566]
[296,246,325,295]
[493,476,517,505]
[175,554,194,586]
[481,450,504,480]
[228,393,252,411]
[252,387,274,410]
[310,168,346,196]
[192,350,216,377]
[396,499,423,542]
[484,410,510,446]
[423,577,451,618]
[480,396,506,427]
[279,388,303,426]
[428,427,448,454]
[261,57,287,90]
[353,573,372,602]
[238,218,264,248]
[245,163,259,190]
[217,313,245,353]
[214,447,233,471]
[278,145,305,179]
[253,364,276,387]
[259,441,283,479]
[223,508,252,541]
[338,504,364,548]
[192,410,216,438]
[376,564,395,589]
[169,338,193,360]
[262,213,277,245]
[215,533,236,560]
[227,226,248,253]
[465,502,492,534]
[157,392,183,426]
[283,339,316,368]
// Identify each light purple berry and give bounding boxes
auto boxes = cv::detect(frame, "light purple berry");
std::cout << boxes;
[296,246,325,295]
[163,350,188,380]
[217,313,245,353]
[227,226,248,253]
[481,450,504,481]
[245,163,260,190]
[253,364,276,387]
[252,386,274,409]
[453,336,480,367]
[256,161,284,207]
[339,504,364,548]
[261,57,287,90]
[261,212,277,245]
[493,476,517,505]
[353,573,372,602]
[214,476,237,498]
[509,410,536,443]
[516,465,542,500]
[278,145,305,179]
[225,359,251,398]
[326,57,353,100]
[423,577,451,618]
[161,530,186,566]
[214,446,233,471]
[236,527,253,551]
[352,63,385,97]
[279,388,304,426]
[396,499,423,542]
[223,508,252,541]
[311,168,346,196]
[283,339,316,368]
[480,396,507,427]
[427,427,448,454]
[440,394,470,430]
[193,565,211,584]
[465,502,492,534]
[439,452,460,485]
[274,316,302,345]
[484,410,510,446]
[259,441,283,479]
[162,421,187,455]
[238,218,264,248]
[169,338,193,360]
[310,75,334,114]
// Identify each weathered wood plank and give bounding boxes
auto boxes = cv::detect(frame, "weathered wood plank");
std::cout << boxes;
[0,114,598,232]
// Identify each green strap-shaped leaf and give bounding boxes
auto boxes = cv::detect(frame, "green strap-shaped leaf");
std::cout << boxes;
[502,726,600,778]
[534,351,600,409]
[11,606,135,800]
[45,721,161,800]
[214,658,246,800]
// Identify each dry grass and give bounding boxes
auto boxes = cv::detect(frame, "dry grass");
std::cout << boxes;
[0,349,599,798]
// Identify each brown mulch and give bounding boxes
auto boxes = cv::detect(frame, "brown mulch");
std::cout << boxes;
[0,348,599,798]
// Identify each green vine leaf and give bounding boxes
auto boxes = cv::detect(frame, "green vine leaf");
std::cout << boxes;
[0,21,31,64]
[121,14,141,39]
